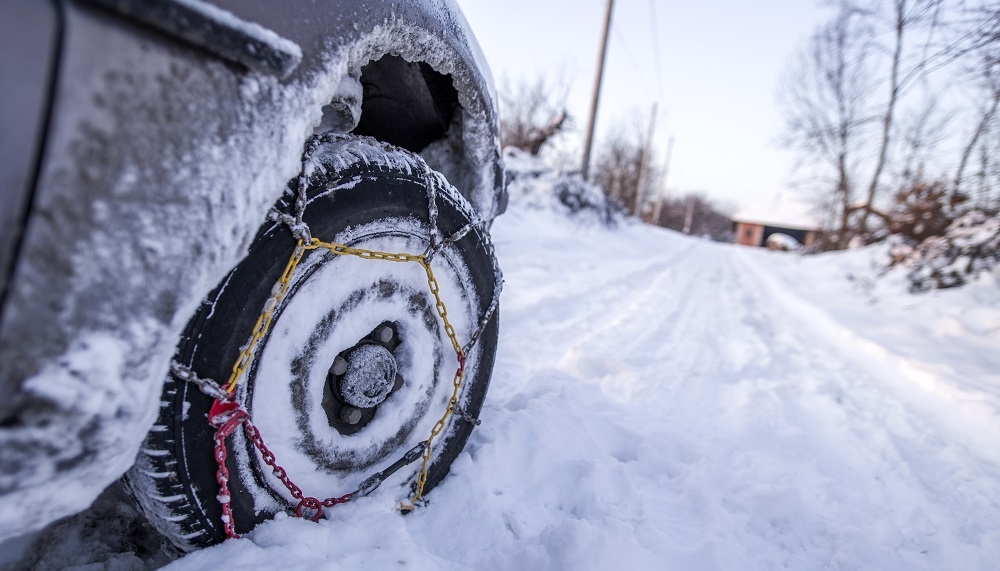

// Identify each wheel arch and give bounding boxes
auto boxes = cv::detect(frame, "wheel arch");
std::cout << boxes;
[196,0,508,220]
[332,15,507,222]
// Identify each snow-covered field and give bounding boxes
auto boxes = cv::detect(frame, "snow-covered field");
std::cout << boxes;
[9,173,1000,570]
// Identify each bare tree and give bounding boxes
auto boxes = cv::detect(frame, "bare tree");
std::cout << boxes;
[591,121,660,215]
[781,3,875,248]
[858,0,947,234]
[952,5,1000,209]
[953,75,1000,205]
[781,0,960,248]
[652,192,735,242]
[499,75,571,156]
[896,93,952,184]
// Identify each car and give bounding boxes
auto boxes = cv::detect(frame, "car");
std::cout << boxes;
[0,0,504,553]
[766,232,801,251]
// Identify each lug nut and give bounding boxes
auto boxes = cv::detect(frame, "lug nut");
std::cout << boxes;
[375,324,394,343]
[339,405,362,425]
[331,356,348,376]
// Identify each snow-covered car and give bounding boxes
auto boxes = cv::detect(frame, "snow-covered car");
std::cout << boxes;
[0,0,503,552]
[766,233,801,251]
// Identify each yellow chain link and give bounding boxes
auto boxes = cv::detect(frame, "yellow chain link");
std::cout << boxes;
[223,241,308,394]
[401,260,466,509]
[224,237,469,508]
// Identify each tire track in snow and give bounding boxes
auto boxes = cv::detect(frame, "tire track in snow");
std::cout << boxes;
[480,213,999,569]
[727,248,1000,563]
[500,229,999,566]
[558,246,702,355]
[597,243,1000,566]
[502,240,699,329]
[493,238,701,402]
[555,241,763,410]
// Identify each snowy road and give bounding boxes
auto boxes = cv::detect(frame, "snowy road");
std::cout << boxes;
[469,209,1000,569]
[14,194,1000,570]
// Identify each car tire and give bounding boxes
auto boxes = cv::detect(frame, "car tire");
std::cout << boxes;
[124,135,500,551]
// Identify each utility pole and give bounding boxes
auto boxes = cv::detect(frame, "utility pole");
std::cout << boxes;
[651,135,674,225]
[633,102,657,218]
[580,0,614,181]
[682,195,695,234]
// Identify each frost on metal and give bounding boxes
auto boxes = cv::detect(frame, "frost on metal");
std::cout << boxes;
[0,332,157,538]
[0,2,502,542]
[85,0,303,78]
[338,345,398,409]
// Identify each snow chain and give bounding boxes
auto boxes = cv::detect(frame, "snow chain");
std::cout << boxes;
[195,238,475,538]
[183,139,500,539]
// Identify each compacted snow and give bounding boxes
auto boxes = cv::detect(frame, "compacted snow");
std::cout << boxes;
[9,172,1000,570]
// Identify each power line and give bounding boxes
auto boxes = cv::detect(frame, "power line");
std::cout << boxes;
[611,20,654,99]
[648,0,665,101]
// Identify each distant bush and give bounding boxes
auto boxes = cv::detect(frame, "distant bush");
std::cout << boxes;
[504,148,625,226]
[888,211,1000,292]
[884,180,966,244]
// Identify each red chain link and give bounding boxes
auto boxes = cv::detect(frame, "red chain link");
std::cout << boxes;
[242,418,352,520]
[208,400,249,539]
[208,398,352,537]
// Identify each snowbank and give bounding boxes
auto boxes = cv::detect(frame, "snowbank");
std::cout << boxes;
[888,211,1000,292]
[503,148,626,226]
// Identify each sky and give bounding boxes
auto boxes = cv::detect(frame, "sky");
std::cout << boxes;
[456,0,833,210]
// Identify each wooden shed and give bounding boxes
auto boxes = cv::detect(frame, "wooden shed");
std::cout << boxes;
[731,192,821,248]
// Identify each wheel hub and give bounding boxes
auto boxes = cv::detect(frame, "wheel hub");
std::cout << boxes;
[338,344,397,408]
[324,322,404,433]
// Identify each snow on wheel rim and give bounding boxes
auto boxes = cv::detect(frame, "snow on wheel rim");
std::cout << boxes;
[235,217,481,505]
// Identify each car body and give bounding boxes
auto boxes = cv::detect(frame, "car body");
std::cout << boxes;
[0,0,504,540]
